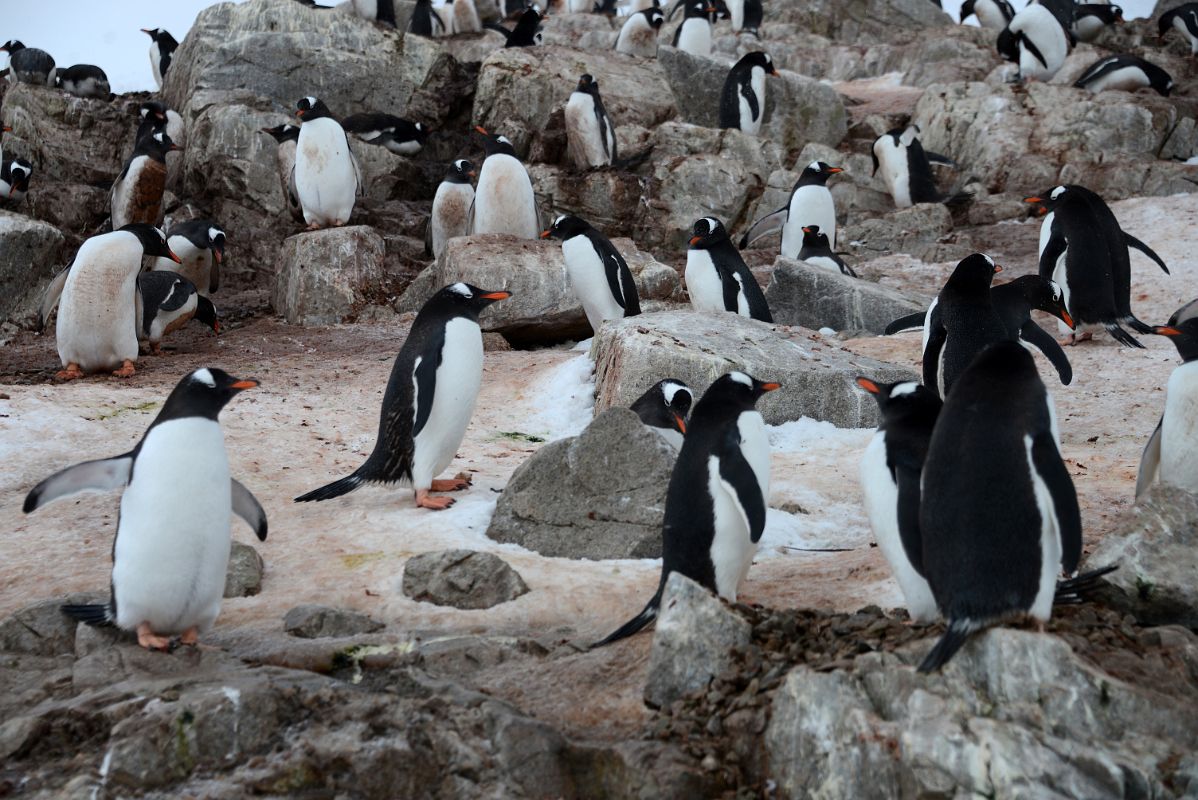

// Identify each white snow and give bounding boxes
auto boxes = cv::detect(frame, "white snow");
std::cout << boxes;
[513,353,596,441]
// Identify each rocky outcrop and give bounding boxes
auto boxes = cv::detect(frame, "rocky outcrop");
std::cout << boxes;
[486,408,676,560]
[840,202,956,262]
[402,550,529,609]
[770,0,953,43]
[764,257,928,334]
[0,211,66,327]
[283,605,385,638]
[272,225,387,325]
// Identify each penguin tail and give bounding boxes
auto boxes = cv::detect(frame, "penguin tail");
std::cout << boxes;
[590,587,663,649]
[294,471,367,503]
[942,190,973,210]
[917,618,980,673]
[1054,563,1118,605]
[1121,315,1154,335]
[62,603,115,627]
[1104,321,1145,349]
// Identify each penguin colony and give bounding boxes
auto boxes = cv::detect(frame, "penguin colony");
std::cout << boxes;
[6,0,1196,680]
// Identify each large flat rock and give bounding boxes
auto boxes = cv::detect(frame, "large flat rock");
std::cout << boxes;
[764,257,928,334]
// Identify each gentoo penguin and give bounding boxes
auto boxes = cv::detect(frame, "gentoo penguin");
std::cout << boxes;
[152,219,225,296]
[111,130,178,229]
[1159,3,1198,55]
[0,157,32,203]
[871,125,967,209]
[1074,3,1123,42]
[856,377,942,623]
[351,0,399,25]
[1006,2,1073,82]
[593,0,619,15]
[341,113,429,156]
[487,7,544,45]
[960,0,1014,29]
[295,283,511,510]
[741,0,763,36]
[630,379,693,450]
[798,225,856,278]
[135,101,184,149]
[0,41,55,86]
[718,52,778,137]
[451,0,484,33]
[409,0,447,35]
[1136,312,1198,497]
[672,0,718,57]
[55,64,111,98]
[542,213,641,332]
[1073,54,1173,96]
[294,96,361,230]
[55,224,181,380]
[261,123,304,223]
[427,159,476,262]
[1027,185,1168,347]
[918,341,1080,672]
[740,161,842,255]
[686,217,773,322]
[565,74,617,169]
[593,371,779,646]
[922,253,1008,398]
[141,28,178,90]
[136,272,220,354]
[615,7,664,57]
[469,127,539,238]
[24,368,266,651]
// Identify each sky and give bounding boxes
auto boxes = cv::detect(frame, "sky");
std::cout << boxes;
[2,0,1162,95]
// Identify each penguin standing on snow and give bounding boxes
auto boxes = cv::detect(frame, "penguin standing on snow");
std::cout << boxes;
[630,379,693,451]
[0,41,55,86]
[24,368,266,651]
[593,371,779,646]
[294,97,362,230]
[922,253,1008,398]
[856,377,942,623]
[541,214,641,332]
[296,283,511,511]
[798,225,856,278]
[686,217,773,322]
[469,127,540,238]
[1136,311,1198,497]
[740,161,842,255]
[615,7,664,57]
[261,123,304,223]
[341,113,429,156]
[672,0,718,57]
[427,159,476,262]
[871,125,966,209]
[152,219,225,296]
[1159,3,1198,54]
[718,52,778,137]
[918,341,1080,672]
[56,64,111,98]
[141,28,178,90]
[565,74,617,169]
[1073,54,1173,96]
[111,130,178,230]
[960,0,1013,29]
[1005,2,1073,82]
[136,272,220,355]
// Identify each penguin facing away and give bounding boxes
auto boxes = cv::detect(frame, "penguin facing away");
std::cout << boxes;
[409,0,447,36]
[261,123,304,223]
[593,371,779,647]
[718,51,778,137]
[427,158,476,262]
[565,73,617,169]
[136,272,220,354]
[960,0,1014,30]
[111,130,177,230]
[152,219,226,296]
[469,127,540,238]
[686,217,773,322]
[1074,3,1123,42]
[630,379,693,451]
[1073,54,1173,96]
[24,368,266,651]
[922,253,1008,398]
[294,96,362,230]
[918,341,1080,672]
[742,0,763,35]
[341,113,429,155]
[1159,3,1198,54]
[615,7,664,57]
[740,160,842,255]
[295,283,511,511]
[542,213,641,333]
[141,28,178,90]
[56,64,111,98]
[1136,313,1198,497]
[798,225,856,278]
[0,41,55,86]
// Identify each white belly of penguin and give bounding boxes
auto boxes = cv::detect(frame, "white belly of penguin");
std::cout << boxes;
[146,294,198,345]
[1084,66,1148,93]
[1160,364,1198,493]
[563,236,623,331]
[295,118,358,227]
[739,69,766,136]
[565,95,609,168]
[149,46,162,88]
[1015,8,1068,81]
[676,19,712,57]
[432,183,474,262]
[706,411,769,600]
[1023,433,1062,622]
[726,0,744,30]
[804,255,841,274]
[975,1,1008,29]
[920,296,938,357]
[411,318,484,488]
[57,235,141,372]
[877,142,912,208]
[113,418,232,635]
[452,0,481,33]
[685,250,727,313]
[472,155,538,238]
[617,18,658,57]
[782,185,835,256]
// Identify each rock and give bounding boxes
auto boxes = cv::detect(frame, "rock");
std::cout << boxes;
[224,542,264,598]
[657,47,728,129]
[592,311,917,427]
[771,0,953,43]
[402,549,529,609]
[0,598,79,657]
[0,211,66,327]
[283,605,385,638]
[399,233,680,346]
[761,67,849,155]
[840,202,956,262]
[764,257,929,334]
[1089,483,1198,628]
[643,572,752,710]
[272,225,387,325]
[486,408,676,559]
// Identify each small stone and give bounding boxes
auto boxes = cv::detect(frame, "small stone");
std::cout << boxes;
[283,605,385,639]
[402,550,529,610]
[224,542,264,598]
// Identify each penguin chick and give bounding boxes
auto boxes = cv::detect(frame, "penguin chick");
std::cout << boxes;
[542,213,641,332]
[565,73,617,169]
[427,159,476,262]
[0,41,55,86]
[1073,54,1173,96]
[56,64,111,98]
[718,51,778,137]
[798,225,856,278]
[630,379,693,450]
[686,217,773,322]
[615,7,664,57]
[136,272,220,354]
[341,113,429,155]
[141,28,178,90]
[1137,312,1198,497]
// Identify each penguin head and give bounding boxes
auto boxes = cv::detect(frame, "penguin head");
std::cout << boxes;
[261,123,300,144]
[688,216,729,249]
[1152,318,1198,363]
[682,0,717,19]
[194,296,221,335]
[1005,275,1074,330]
[5,159,32,195]
[138,101,168,125]
[1024,185,1070,213]
[474,126,518,157]
[800,225,829,250]
[796,161,843,187]
[541,214,591,240]
[141,28,178,48]
[207,225,226,264]
[960,0,975,18]
[946,253,1002,293]
[738,51,778,76]
[658,379,694,434]
[642,7,665,27]
[0,41,25,54]
[446,158,476,183]
[121,224,182,263]
[296,97,334,121]
[160,368,256,421]
[575,73,600,96]
[856,377,942,421]
[704,371,781,410]
[137,129,180,157]
[434,282,513,319]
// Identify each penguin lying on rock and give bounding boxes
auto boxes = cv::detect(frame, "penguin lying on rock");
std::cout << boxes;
[686,217,772,322]
[56,64,111,98]
[798,225,856,278]
[341,113,429,156]
[1073,54,1173,96]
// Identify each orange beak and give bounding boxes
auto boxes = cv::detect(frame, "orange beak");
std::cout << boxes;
[230,379,258,390]
[689,235,702,246]
[540,229,552,239]
[673,413,687,434]
[761,381,781,392]
[994,265,1004,273]
[826,167,843,173]
[1,125,10,133]
[855,377,880,394]
[801,226,814,234]
[1154,326,1182,336]
[167,249,182,264]
[468,171,477,178]
[1023,196,1042,204]
[480,291,511,300]
[213,249,223,264]
[140,28,153,34]
[1058,308,1075,330]
[168,143,181,152]
[212,321,221,334]
[296,109,306,118]
[474,125,489,135]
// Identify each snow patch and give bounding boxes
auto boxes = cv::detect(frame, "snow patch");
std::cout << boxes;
[515,354,595,441]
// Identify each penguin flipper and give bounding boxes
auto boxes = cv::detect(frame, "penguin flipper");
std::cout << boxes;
[1123,232,1169,274]
[1020,320,1073,385]
[738,207,786,249]
[922,323,947,392]
[740,81,760,124]
[885,311,926,335]
[484,22,513,40]
[294,471,368,502]
[348,141,365,197]
[24,455,133,513]
[895,465,925,577]
[837,256,858,279]
[232,478,268,541]
[1135,416,1163,499]
[923,151,957,168]
[590,587,662,648]
[1019,32,1049,70]
[1031,430,1081,575]
[716,426,767,543]
[37,268,70,332]
[1037,232,1066,280]
[1054,563,1118,604]
[917,618,979,673]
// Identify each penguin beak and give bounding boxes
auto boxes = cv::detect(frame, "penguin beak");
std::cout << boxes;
[140,28,153,35]
[540,229,552,239]
[212,321,222,334]
[1056,306,1075,329]
[213,248,223,264]
[826,167,843,173]
[230,379,258,390]
[167,249,183,264]
[801,226,813,234]
[168,143,181,152]
[468,171,477,178]
[1153,326,1182,337]
[296,110,306,118]
[1023,196,1042,204]
[760,382,781,392]
[673,414,687,435]
[689,235,702,246]
[855,377,880,394]
[480,291,511,301]
[1,125,10,132]
[474,125,489,136]
[769,68,779,77]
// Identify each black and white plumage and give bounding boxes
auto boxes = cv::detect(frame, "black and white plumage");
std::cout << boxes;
[56,64,111,98]
[352,0,399,25]
[857,377,942,623]
[141,28,178,90]
[1073,54,1173,96]
[672,0,719,57]
[922,253,1008,398]
[0,157,32,203]
[111,130,177,229]
[341,113,429,155]
[136,272,220,353]
[487,8,545,46]
[135,101,185,147]
[1,41,55,86]
[918,341,1080,672]
[960,0,1014,29]
[294,97,361,229]
[593,371,778,646]
[1159,3,1198,54]
[295,283,511,510]
[871,125,967,209]
[1074,3,1123,42]
[542,214,641,333]
[741,0,763,35]
[718,51,777,137]
[427,159,475,261]
[1136,312,1198,497]
[740,160,842,255]
[630,379,693,451]
[469,127,539,237]
[25,368,265,650]
[686,217,773,322]
[1005,1,1073,82]
[798,225,856,278]
[409,0,447,36]
[565,73,617,169]
[261,123,304,223]
[152,219,226,296]
[1028,185,1169,348]
[615,7,664,57]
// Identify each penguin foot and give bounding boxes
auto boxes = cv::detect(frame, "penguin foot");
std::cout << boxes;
[55,363,84,381]
[179,627,199,646]
[112,360,136,379]
[137,622,173,651]
[431,478,471,492]
[149,342,162,356]
[1058,332,1093,346]
[415,489,455,510]
[305,222,322,231]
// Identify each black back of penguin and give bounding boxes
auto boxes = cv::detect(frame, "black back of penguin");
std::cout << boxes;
[990,275,1075,385]
[798,225,856,278]
[923,253,1008,397]
[718,52,776,132]
[690,217,773,322]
